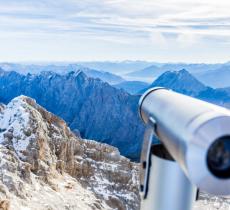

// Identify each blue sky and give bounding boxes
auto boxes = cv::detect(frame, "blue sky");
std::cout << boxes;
[0,0,230,63]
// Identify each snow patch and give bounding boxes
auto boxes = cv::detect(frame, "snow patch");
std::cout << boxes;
[0,96,32,159]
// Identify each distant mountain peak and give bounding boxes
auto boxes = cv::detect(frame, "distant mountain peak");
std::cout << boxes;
[68,69,86,78]
[177,68,188,74]
[161,68,189,76]
[148,69,207,96]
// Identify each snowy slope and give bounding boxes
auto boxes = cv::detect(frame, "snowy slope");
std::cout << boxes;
[0,96,140,210]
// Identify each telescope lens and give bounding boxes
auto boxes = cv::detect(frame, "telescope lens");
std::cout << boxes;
[207,136,230,179]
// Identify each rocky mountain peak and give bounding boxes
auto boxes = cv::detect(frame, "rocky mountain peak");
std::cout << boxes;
[67,70,87,78]
[0,96,140,210]
[176,68,189,75]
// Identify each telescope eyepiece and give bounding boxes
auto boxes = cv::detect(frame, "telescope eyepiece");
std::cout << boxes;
[207,136,230,179]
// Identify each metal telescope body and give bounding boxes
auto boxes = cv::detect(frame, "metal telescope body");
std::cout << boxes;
[139,87,230,210]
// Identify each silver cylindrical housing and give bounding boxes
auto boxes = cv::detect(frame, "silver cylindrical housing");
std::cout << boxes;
[139,87,230,195]
[141,145,197,210]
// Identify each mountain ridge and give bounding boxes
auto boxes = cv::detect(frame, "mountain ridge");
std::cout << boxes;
[141,69,230,107]
[0,64,125,85]
[0,69,144,160]
[194,66,230,88]
[125,63,230,87]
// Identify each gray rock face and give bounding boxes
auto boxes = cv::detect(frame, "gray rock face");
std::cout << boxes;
[0,70,144,160]
[0,96,140,210]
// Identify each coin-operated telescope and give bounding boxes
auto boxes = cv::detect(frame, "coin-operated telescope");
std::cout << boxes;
[139,87,230,210]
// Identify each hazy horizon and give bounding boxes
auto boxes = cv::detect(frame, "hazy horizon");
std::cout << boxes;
[0,60,230,65]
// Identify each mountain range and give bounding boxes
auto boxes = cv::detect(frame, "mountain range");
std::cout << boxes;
[1,63,230,208]
[194,65,230,88]
[126,63,230,88]
[77,61,159,74]
[0,67,229,162]
[0,64,124,85]
[0,68,144,160]
[142,69,230,107]
[2,62,230,88]
[125,63,222,77]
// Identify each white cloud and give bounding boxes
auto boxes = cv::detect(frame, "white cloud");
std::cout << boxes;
[0,0,229,62]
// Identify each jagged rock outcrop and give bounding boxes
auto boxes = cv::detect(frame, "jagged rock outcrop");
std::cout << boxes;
[0,70,144,161]
[0,96,140,210]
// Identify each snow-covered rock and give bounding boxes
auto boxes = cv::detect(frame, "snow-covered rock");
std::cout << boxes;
[0,96,140,210]
[194,193,230,210]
